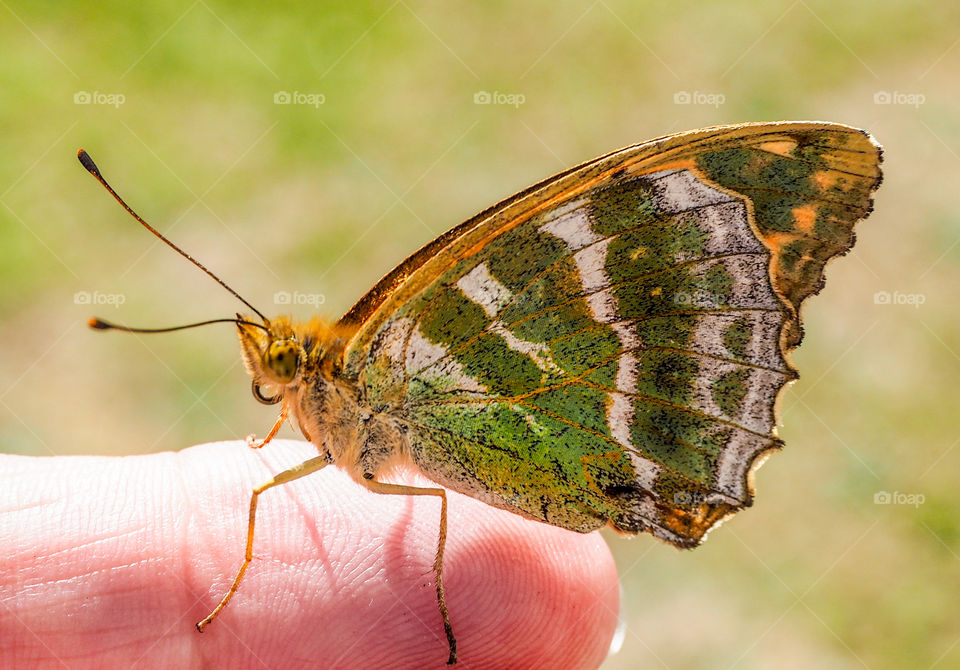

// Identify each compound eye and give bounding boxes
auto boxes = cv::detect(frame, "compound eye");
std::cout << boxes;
[252,381,281,405]
[264,340,299,383]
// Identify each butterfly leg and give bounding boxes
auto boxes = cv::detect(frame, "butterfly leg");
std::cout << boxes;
[196,454,329,631]
[363,479,457,665]
[246,404,289,449]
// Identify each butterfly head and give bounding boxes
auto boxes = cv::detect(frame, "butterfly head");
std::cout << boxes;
[237,315,307,405]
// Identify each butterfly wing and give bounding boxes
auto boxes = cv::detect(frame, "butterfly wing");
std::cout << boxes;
[338,122,882,547]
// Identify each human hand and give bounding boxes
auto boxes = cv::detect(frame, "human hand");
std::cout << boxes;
[1,439,620,669]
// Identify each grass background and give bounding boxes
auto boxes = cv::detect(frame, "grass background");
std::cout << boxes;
[2,1,959,668]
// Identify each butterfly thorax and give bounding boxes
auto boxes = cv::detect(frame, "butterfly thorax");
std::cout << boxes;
[237,315,411,482]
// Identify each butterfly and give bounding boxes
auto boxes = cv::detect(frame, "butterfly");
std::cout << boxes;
[79,121,882,665]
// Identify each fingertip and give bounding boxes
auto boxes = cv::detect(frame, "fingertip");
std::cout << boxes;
[1,442,620,668]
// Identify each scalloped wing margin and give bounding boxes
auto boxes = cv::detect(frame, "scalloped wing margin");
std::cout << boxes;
[338,122,882,547]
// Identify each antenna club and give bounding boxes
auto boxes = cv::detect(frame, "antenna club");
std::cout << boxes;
[88,317,111,330]
[77,149,101,177]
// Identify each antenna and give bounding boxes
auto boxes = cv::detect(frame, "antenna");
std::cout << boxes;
[88,316,270,334]
[77,148,268,322]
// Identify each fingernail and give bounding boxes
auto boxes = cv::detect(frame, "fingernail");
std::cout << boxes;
[607,578,627,658]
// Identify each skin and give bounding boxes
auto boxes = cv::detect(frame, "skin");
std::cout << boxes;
[0,439,620,670]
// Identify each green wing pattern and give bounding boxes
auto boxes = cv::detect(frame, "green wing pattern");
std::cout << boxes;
[354,125,881,546]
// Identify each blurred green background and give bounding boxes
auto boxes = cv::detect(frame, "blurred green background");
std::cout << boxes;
[1,1,958,668]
